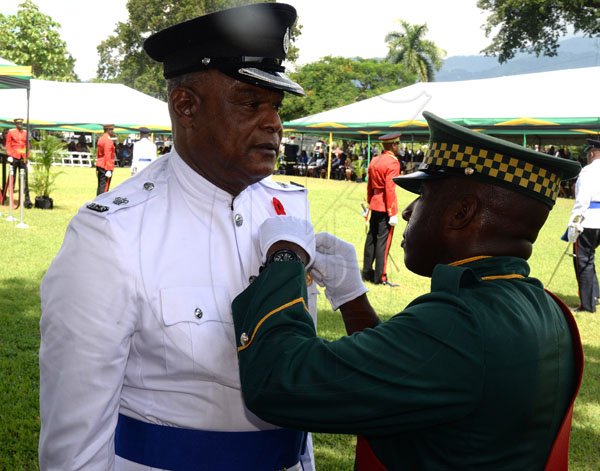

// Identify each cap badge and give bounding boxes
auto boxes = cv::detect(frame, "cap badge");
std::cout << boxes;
[283,27,290,54]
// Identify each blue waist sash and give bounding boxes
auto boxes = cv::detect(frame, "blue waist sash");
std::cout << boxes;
[139,158,152,162]
[589,202,600,208]
[115,414,304,470]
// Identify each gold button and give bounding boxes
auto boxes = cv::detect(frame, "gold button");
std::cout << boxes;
[464,167,475,176]
[240,333,249,345]
[194,308,203,319]
[306,271,313,286]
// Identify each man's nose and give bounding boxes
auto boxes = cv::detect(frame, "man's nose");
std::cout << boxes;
[402,199,417,221]
[261,108,283,134]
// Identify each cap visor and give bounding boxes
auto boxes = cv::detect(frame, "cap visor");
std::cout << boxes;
[393,171,447,194]
[230,67,305,96]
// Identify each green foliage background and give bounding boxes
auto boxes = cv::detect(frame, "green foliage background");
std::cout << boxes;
[0,167,599,469]
[0,0,77,81]
[282,56,416,121]
[477,0,600,62]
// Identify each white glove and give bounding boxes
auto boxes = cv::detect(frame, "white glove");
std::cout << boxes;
[7,156,13,163]
[105,170,112,178]
[388,215,398,226]
[310,232,368,310]
[567,214,584,243]
[258,216,315,267]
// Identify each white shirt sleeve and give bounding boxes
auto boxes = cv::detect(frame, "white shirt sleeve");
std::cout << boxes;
[39,210,138,470]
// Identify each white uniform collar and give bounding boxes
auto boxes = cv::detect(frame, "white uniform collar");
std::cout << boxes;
[169,148,246,206]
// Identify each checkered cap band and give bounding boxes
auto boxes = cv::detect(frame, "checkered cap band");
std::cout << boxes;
[424,142,561,202]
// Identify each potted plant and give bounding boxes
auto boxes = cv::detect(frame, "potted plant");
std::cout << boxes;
[30,135,65,209]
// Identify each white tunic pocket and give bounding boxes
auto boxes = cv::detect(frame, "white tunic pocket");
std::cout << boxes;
[160,285,240,388]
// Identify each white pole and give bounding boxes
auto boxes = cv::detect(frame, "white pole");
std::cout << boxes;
[6,165,16,222]
[16,168,29,229]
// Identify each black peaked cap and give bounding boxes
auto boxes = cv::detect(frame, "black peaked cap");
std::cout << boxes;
[143,2,304,96]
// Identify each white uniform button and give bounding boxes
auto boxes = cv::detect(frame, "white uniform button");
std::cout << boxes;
[234,213,244,226]
[194,308,203,319]
[240,332,249,345]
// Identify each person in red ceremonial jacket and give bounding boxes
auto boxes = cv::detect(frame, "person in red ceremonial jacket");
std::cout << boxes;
[95,124,116,195]
[362,132,402,285]
[6,118,33,208]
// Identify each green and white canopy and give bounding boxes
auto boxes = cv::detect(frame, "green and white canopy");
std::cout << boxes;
[0,62,31,90]
[285,66,600,144]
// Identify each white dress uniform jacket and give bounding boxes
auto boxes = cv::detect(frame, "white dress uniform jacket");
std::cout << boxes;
[131,137,158,175]
[39,151,317,470]
[570,159,600,229]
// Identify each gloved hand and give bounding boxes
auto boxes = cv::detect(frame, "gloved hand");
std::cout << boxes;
[567,214,584,243]
[105,170,113,178]
[388,215,398,226]
[7,156,13,163]
[258,216,315,267]
[310,232,368,310]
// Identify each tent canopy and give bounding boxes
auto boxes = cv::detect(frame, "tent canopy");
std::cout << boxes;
[285,67,600,144]
[0,79,171,133]
[0,62,31,90]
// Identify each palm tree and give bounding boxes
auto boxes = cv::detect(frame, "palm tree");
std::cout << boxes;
[385,21,446,82]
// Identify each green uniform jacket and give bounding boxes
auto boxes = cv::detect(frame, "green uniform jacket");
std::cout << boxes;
[232,257,576,470]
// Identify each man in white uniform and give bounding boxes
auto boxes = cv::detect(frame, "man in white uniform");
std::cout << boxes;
[39,4,316,470]
[131,127,158,175]
[568,138,600,313]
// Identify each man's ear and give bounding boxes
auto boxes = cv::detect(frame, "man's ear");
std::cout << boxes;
[446,194,479,230]
[169,87,198,129]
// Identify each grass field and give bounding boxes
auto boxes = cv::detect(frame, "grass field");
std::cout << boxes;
[1,166,599,469]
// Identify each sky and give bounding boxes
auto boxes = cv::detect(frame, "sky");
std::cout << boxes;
[4,0,491,81]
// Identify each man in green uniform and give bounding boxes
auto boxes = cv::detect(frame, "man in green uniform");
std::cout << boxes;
[232,112,582,470]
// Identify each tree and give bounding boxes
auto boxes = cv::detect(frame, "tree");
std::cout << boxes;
[0,0,77,81]
[385,21,445,82]
[96,0,301,100]
[280,56,416,122]
[477,0,600,63]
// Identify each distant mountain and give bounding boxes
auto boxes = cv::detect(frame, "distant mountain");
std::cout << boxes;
[436,36,600,82]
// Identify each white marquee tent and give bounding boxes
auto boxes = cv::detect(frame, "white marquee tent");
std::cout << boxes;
[0,79,171,133]
[285,66,600,145]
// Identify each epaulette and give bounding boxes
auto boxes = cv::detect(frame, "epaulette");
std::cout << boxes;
[85,179,160,215]
[259,178,306,192]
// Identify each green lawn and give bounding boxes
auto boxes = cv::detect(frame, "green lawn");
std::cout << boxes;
[1,166,598,469]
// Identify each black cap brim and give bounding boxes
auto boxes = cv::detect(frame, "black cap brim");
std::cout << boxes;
[393,170,447,194]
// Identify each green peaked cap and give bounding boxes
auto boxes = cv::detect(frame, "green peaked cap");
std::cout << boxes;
[394,111,581,207]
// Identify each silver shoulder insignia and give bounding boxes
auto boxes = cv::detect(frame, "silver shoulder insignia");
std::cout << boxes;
[86,203,109,212]
[112,197,129,206]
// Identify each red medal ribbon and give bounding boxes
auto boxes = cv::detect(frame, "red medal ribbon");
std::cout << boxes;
[272,197,286,215]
